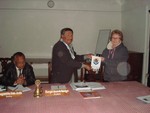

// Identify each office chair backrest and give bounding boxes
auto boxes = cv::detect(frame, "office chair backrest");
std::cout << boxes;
[0,58,11,75]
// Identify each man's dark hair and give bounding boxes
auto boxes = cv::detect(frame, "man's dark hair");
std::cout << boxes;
[60,28,73,36]
[12,52,25,61]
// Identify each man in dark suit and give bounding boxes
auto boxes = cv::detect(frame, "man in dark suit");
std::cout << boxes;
[51,28,91,83]
[1,52,35,86]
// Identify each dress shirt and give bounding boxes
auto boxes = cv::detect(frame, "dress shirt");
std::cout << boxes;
[16,67,23,77]
[60,39,75,59]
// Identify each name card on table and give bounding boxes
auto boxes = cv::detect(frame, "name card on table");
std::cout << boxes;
[45,85,69,96]
[0,91,23,98]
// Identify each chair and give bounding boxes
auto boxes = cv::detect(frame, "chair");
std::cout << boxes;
[0,58,11,76]
[26,58,52,84]
[147,73,150,87]
[80,62,104,82]
[0,58,11,84]
[48,61,52,83]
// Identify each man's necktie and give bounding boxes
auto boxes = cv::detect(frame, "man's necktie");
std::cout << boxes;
[69,45,75,59]
[19,69,22,76]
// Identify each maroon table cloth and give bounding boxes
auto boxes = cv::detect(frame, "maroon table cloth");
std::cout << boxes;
[0,81,150,113]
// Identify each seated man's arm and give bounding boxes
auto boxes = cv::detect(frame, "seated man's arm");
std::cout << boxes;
[24,65,36,86]
[1,69,15,86]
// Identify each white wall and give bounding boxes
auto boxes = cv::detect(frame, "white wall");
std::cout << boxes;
[122,0,150,52]
[122,7,146,52]
[122,0,150,84]
[0,0,121,78]
[0,0,121,58]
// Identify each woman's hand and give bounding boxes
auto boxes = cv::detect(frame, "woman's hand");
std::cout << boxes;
[100,57,105,62]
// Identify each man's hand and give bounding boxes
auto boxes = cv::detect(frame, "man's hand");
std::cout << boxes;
[85,54,93,59]
[82,64,91,71]
[15,75,26,85]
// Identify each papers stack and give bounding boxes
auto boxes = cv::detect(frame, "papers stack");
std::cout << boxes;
[51,85,67,90]
[70,82,106,92]
[137,95,150,104]
[0,85,7,92]
[8,85,31,92]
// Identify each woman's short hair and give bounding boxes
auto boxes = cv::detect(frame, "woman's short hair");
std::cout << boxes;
[110,29,123,41]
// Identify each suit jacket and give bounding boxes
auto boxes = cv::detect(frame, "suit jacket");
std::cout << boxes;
[51,41,85,83]
[1,62,36,86]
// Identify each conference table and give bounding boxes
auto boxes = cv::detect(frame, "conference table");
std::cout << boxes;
[0,81,150,113]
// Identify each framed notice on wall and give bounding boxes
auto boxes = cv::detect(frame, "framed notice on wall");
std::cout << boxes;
[95,29,111,55]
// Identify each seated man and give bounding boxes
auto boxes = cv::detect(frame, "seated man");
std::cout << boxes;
[1,52,36,86]
[51,28,91,83]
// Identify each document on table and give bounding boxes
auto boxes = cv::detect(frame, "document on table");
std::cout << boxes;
[86,82,106,90]
[0,85,7,92]
[51,85,67,90]
[8,85,31,92]
[70,82,91,91]
[137,95,150,104]
[70,82,105,92]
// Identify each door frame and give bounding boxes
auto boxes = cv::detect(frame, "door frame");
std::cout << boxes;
[143,6,150,85]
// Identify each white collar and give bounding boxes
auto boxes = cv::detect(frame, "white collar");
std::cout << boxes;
[60,39,75,59]
[107,41,121,50]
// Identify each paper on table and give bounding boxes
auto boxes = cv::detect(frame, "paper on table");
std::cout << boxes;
[70,82,105,92]
[0,85,6,92]
[70,82,91,91]
[0,85,4,88]
[8,85,31,92]
[137,95,150,104]
[86,82,106,90]
[51,85,67,90]
[91,56,101,71]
